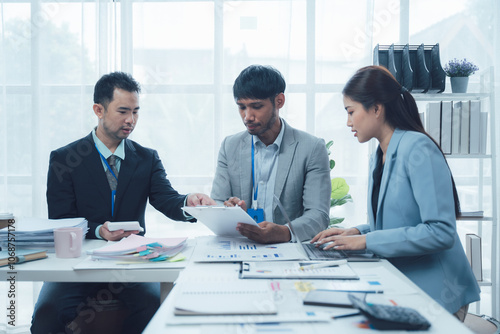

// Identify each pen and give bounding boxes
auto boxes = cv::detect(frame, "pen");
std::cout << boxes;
[332,312,362,319]
[335,290,384,294]
[299,259,348,270]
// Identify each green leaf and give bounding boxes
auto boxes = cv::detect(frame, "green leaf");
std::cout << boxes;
[331,178,349,199]
[326,140,334,150]
[331,194,353,207]
[329,217,345,226]
[329,160,335,170]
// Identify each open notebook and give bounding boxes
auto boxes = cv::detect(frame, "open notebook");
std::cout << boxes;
[173,280,277,316]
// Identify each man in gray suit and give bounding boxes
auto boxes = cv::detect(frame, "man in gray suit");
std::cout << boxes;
[211,65,331,243]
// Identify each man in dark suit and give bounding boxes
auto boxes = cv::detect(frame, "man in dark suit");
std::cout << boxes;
[31,72,215,334]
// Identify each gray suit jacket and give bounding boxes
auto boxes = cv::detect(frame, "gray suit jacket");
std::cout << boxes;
[211,120,331,241]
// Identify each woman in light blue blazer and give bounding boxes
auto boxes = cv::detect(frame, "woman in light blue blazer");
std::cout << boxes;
[312,66,480,321]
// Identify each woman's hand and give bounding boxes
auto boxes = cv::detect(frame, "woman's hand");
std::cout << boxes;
[321,234,366,251]
[311,227,360,243]
[311,227,365,250]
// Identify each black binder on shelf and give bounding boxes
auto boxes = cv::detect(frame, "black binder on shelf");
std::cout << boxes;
[374,44,413,92]
[408,44,430,93]
[423,43,446,93]
[393,44,413,90]
[373,43,446,94]
[373,44,398,83]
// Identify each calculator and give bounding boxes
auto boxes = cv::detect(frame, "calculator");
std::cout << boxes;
[348,294,431,330]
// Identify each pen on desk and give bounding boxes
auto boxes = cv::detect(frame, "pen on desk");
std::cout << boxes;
[332,312,362,319]
[299,259,348,270]
[340,290,384,294]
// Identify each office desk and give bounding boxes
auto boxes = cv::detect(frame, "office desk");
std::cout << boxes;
[0,240,184,283]
[0,239,191,302]
[143,261,473,333]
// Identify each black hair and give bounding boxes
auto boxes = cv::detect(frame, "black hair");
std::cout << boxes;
[343,65,461,217]
[233,65,286,106]
[93,72,141,109]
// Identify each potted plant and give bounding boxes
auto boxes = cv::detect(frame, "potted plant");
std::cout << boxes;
[443,58,479,93]
[326,140,352,227]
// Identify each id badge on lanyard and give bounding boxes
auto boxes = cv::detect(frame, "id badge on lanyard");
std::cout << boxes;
[247,206,264,224]
[248,137,264,223]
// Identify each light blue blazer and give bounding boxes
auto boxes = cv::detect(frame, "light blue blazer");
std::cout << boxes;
[356,129,480,314]
[211,119,331,241]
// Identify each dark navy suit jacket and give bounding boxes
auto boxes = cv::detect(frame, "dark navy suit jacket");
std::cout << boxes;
[47,132,192,239]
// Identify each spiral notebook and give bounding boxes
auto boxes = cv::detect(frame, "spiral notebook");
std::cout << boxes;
[173,280,277,315]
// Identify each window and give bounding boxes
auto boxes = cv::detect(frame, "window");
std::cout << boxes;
[1,1,498,330]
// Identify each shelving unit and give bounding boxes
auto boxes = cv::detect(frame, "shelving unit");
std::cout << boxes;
[414,67,497,318]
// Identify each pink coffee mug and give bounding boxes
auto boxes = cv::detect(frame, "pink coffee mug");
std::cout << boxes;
[54,227,83,258]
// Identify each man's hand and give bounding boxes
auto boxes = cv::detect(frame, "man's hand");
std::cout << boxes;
[236,221,290,244]
[223,197,247,211]
[311,227,365,251]
[187,193,216,206]
[99,221,139,241]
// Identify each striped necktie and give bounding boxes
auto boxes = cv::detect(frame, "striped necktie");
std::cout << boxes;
[106,155,119,191]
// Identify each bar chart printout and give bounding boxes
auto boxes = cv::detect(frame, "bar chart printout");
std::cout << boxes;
[192,236,306,262]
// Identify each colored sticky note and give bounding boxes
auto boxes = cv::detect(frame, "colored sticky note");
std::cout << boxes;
[168,253,186,262]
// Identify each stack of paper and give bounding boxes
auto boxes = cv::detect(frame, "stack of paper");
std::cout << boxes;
[0,217,88,252]
[87,234,187,262]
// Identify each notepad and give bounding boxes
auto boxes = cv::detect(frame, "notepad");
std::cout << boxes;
[173,280,277,316]
[239,261,359,279]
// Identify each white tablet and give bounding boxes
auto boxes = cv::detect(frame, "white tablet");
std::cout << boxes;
[181,206,259,237]
[107,221,144,232]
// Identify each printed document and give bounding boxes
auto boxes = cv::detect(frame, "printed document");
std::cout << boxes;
[182,206,258,237]
[240,261,359,279]
[192,236,306,262]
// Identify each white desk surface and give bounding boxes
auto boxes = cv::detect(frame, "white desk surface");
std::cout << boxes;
[143,260,473,334]
[1,234,474,333]
[0,239,185,283]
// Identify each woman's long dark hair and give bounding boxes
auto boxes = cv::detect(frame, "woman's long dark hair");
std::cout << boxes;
[342,65,461,218]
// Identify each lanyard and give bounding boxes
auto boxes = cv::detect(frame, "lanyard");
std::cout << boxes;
[249,137,264,223]
[95,144,118,216]
[251,137,258,210]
